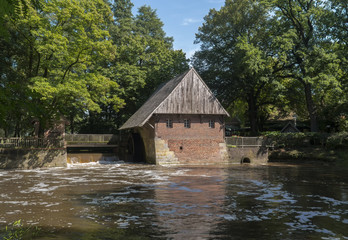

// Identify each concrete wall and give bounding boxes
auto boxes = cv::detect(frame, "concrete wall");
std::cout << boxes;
[227,147,268,164]
[0,148,67,169]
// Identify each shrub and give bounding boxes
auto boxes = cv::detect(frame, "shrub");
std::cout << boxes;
[262,132,331,149]
[326,132,348,149]
[1,220,41,240]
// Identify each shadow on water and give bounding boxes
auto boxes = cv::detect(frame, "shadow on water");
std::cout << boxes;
[66,185,170,240]
[1,225,159,240]
[209,164,348,239]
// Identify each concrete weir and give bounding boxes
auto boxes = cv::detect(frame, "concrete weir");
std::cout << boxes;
[66,134,120,164]
[65,135,270,165]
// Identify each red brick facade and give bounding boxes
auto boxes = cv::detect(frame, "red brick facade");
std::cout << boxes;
[154,114,227,164]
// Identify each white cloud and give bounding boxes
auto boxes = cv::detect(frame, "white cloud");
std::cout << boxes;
[186,47,200,60]
[182,18,202,26]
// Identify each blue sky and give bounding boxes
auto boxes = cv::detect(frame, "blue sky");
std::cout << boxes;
[131,0,225,59]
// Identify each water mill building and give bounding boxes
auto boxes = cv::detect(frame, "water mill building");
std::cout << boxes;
[119,68,230,165]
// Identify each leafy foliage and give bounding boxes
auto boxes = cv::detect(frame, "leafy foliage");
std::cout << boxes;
[193,0,284,135]
[193,0,347,134]
[0,0,188,135]
[1,220,41,240]
[263,131,348,149]
[76,1,189,132]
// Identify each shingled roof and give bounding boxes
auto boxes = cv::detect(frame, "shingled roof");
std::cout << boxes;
[119,68,229,130]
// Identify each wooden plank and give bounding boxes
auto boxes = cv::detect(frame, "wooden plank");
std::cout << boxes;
[154,68,228,115]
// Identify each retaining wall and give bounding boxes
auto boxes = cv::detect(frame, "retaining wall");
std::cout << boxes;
[0,148,67,169]
[227,147,268,164]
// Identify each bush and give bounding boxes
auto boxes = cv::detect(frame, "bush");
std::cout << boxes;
[326,132,348,149]
[262,132,332,149]
[0,220,41,240]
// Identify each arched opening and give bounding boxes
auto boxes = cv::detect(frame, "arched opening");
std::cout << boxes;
[132,133,146,163]
[241,157,251,164]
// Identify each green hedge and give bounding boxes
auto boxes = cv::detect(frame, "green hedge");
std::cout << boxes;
[326,132,348,149]
[262,132,348,149]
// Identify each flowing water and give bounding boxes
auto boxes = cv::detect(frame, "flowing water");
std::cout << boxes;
[0,161,347,239]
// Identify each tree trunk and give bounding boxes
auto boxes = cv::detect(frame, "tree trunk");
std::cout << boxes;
[38,119,45,137]
[70,113,75,134]
[247,94,259,136]
[14,121,20,137]
[304,83,319,132]
[28,42,33,79]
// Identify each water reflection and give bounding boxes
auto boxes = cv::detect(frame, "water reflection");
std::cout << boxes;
[0,163,347,239]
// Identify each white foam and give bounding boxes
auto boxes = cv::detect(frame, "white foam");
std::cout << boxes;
[67,161,126,169]
[20,183,60,194]
[218,214,237,221]
[0,201,30,205]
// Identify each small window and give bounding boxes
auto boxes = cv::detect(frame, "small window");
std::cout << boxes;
[166,119,173,128]
[184,119,191,128]
[209,120,215,128]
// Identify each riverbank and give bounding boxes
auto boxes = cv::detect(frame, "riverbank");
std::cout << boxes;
[269,147,348,166]
[264,132,348,166]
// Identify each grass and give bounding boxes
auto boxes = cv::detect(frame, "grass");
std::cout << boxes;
[0,220,41,240]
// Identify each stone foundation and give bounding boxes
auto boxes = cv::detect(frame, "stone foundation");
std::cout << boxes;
[155,137,179,165]
[0,148,67,169]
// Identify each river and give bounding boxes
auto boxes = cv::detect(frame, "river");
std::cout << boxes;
[0,162,347,239]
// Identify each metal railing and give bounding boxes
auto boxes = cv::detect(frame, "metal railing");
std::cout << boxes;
[65,134,119,146]
[225,137,267,148]
[0,137,64,148]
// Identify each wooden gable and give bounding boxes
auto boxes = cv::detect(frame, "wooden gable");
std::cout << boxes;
[281,122,300,133]
[119,68,229,130]
[155,69,228,115]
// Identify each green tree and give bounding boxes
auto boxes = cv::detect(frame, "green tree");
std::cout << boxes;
[324,0,348,130]
[134,5,188,102]
[76,2,189,132]
[0,0,31,37]
[110,3,188,127]
[0,0,124,136]
[271,0,343,132]
[193,0,276,134]
[193,0,346,133]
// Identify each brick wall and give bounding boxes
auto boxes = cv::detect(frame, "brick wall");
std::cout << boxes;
[156,114,224,140]
[153,114,228,164]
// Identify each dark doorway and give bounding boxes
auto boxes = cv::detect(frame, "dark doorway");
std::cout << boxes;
[241,157,251,164]
[132,133,146,163]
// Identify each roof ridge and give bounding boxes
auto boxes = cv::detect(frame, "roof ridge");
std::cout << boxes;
[149,69,193,119]
[119,69,192,130]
